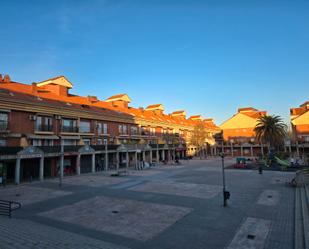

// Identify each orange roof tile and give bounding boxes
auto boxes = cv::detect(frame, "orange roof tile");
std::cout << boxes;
[0,78,220,131]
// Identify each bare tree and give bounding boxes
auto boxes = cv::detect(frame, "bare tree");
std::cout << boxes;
[190,121,209,158]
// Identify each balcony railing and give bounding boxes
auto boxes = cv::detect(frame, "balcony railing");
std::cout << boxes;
[61,126,79,133]
[35,125,53,132]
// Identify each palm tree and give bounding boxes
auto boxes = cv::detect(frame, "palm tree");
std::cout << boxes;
[254,115,287,151]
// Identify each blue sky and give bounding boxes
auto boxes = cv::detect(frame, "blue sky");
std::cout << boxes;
[1,0,308,125]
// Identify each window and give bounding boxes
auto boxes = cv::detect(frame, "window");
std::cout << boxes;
[103,123,108,134]
[97,123,107,134]
[0,138,6,146]
[150,127,156,135]
[97,138,103,145]
[97,123,102,134]
[83,139,91,145]
[32,139,42,146]
[63,139,77,146]
[62,119,78,132]
[141,126,148,135]
[35,116,53,132]
[119,124,128,135]
[0,113,8,131]
[31,139,53,146]
[131,126,138,135]
[79,121,91,133]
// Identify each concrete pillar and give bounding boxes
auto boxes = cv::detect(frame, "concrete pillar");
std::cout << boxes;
[149,149,152,163]
[214,145,217,156]
[76,154,81,175]
[105,143,108,171]
[261,144,264,156]
[126,151,129,169]
[135,151,138,169]
[60,151,64,179]
[284,145,287,153]
[296,141,300,157]
[289,145,292,154]
[182,150,185,158]
[156,149,159,163]
[39,155,44,181]
[240,145,243,156]
[116,152,119,171]
[91,153,95,173]
[168,150,171,162]
[142,150,145,162]
[76,153,81,175]
[15,157,21,185]
[173,149,176,160]
[250,146,253,157]
[162,150,165,161]
[230,143,233,157]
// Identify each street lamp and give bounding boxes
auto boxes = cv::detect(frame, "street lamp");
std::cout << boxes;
[220,152,230,207]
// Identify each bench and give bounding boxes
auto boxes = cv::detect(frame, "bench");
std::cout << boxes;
[0,200,21,218]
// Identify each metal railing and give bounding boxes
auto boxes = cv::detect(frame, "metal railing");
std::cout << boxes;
[35,124,53,132]
[0,200,21,218]
[61,126,79,133]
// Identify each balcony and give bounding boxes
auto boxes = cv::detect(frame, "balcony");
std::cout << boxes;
[0,121,8,132]
[130,130,140,136]
[61,126,79,133]
[35,124,53,132]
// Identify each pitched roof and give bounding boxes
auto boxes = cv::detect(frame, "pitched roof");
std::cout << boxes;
[0,76,220,131]
[106,93,131,103]
[145,104,164,111]
[36,76,73,88]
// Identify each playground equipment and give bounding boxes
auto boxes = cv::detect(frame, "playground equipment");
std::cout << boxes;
[274,156,290,167]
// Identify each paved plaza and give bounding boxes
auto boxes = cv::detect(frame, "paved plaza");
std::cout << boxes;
[0,158,296,249]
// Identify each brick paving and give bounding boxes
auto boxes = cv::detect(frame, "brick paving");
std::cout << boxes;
[39,196,192,241]
[0,217,129,249]
[129,180,221,199]
[0,158,296,249]
[45,174,129,187]
[0,185,72,205]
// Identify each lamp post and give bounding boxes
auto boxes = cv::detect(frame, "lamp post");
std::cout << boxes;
[220,152,230,207]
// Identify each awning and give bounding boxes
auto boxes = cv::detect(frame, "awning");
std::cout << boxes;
[27,135,59,140]
[60,136,80,140]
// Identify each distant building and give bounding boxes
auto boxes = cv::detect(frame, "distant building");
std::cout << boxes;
[0,74,220,184]
[290,101,309,157]
[219,107,267,157]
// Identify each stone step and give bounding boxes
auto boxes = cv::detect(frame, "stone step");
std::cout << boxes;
[302,185,309,249]
[295,187,305,249]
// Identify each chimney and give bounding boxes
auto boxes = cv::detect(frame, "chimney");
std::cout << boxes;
[32,83,38,94]
[3,74,10,83]
[87,95,98,103]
